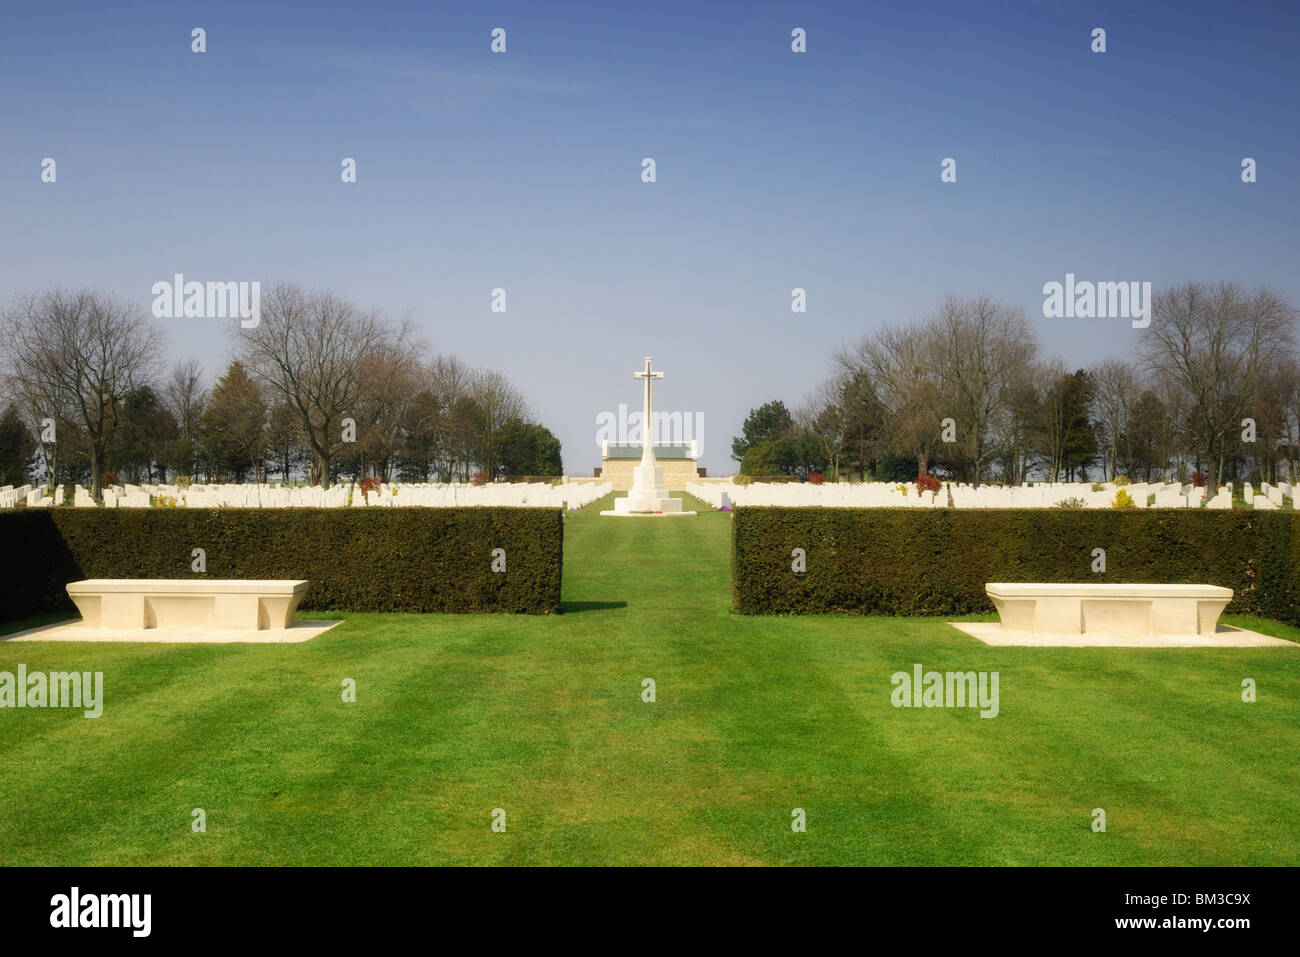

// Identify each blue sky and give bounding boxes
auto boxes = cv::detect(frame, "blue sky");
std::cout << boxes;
[2,0,1297,472]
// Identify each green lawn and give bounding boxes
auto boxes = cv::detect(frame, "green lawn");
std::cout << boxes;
[1,494,1297,865]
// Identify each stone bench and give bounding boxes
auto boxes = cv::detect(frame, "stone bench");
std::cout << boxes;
[986,583,1233,636]
[66,580,310,630]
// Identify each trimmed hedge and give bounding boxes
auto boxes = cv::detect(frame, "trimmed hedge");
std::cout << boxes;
[732,507,1300,625]
[0,507,563,621]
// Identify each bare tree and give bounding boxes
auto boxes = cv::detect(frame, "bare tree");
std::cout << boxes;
[0,339,76,492]
[928,295,1037,486]
[798,378,847,482]
[1000,360,1042,484]
[426,354,474,480]
[1275,357,1300,484]
[840,323,945,476]
[1140,282,1297,493]
[163,359,208,480]
[165,360,206,434]
[2,290,161,499]
[354,322,425,481]
[1249,359,1290,484]
[466,369,529,478]
[1154,373,1193,482]
[237,284,391,489]
[1089,358,1137,481]
[1025,358,1070,481]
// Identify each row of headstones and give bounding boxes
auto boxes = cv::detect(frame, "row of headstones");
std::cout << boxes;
[176,483,351,508]
[350,481,611,509]
[685,480,1294,510]
[19,484,153,508]
[8,481,613,510]
[685,481,1100,509]
[24,485,60,507]
[1203,481,1289,510]
[688,481,955,509]
[0,485,34,508]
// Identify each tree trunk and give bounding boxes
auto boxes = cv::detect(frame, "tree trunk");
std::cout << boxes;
[43,446,56,494]
[90,447,104,500]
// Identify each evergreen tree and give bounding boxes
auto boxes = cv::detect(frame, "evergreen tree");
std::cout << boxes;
[0,404,35,486]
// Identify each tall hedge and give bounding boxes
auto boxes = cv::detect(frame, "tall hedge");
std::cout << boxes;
[732,507,1300,625]
[0,507,563,621]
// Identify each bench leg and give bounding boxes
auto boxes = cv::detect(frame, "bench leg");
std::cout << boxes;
[258,594,302,629]
[1197,599,1230,636]
[70,594,102,627]
[991,597,1038,631]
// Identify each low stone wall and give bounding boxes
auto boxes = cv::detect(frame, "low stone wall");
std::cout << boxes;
[601,458,698,491]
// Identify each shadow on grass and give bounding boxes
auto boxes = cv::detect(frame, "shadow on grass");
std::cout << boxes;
[0,612,79,639]
[560,601,628,614]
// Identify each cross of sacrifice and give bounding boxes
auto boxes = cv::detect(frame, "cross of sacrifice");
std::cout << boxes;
[634,356,664,465]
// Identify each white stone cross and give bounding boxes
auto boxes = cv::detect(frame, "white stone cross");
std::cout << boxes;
[600,354,694,517]
[634,356,664,465]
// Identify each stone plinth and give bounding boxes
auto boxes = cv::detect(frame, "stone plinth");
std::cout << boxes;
[66,579,310,630]
[986,583,1233,636]
[601,464,695,516]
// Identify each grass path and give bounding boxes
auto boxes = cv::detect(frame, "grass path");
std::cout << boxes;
[0,494,1297,865]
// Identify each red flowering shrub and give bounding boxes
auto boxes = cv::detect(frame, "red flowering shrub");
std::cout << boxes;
[472,472,490,486]
[101,470,119,487]
[358,477,381,500]
[1189,471,1207,488]
[809,473,825,485]
[914,473,941,495]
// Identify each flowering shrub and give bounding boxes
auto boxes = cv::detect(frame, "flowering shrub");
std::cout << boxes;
[1114,475,1131,487]
[808,473,825,485]
[358,477,381,501]
[1189,471,1207,488]
[471,472,489,486]
[914,473,942,495]
[1111,488,1136,509]
[101,470,119,487]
